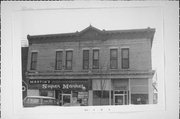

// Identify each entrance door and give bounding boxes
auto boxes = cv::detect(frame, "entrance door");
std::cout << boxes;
[114,94,125,105]
[62,94,71,106]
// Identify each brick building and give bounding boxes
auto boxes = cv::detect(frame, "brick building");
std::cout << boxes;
[25,25,155,106]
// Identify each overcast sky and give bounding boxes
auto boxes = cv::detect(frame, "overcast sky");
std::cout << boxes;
[20,6,163,70]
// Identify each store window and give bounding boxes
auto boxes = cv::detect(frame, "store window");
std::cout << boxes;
[130,79,149,104]
[93,49,99,69]
[83,50,89,70]
[40,90,54,97]
[93,90,109,105]
[55,51,63,70]
[121,48,129,69]
[65,50,73,70]
[110,49,118,69]
[131,94,148,104]
[30,52,38,70]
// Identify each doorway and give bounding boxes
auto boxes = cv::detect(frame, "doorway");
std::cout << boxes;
[62,94,71,106]
[114,94,125,105]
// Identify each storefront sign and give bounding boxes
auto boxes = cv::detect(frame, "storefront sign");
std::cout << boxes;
[28,79,90,90]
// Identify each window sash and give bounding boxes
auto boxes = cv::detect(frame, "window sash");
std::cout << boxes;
[30,52,37,70]
[66,51,73,70]
[110,49,118,69]
[55,51,63,70]
[110,59,118,69]
[83,50,89,69]
[93,50,99,69]
[122,48,129,69]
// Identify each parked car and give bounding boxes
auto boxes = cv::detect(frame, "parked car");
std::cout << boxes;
[23,96,57,107]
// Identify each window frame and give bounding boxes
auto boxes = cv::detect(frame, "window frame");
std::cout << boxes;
[110,49,118,69]
[55,51,63,70]
[65,50,73,70]
[121,48,129,69]
[83,49,89,70]
[30,52,38,70]
[92,49,99,69]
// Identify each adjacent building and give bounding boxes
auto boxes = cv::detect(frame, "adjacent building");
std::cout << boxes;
[25,25,155,106]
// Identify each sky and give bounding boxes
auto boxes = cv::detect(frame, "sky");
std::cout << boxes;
[20,6,163,70]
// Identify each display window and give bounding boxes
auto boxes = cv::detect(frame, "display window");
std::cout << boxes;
[56,90,89,106]
[39,90,54,97]
[93,90,110,106]
[131,94,148,104]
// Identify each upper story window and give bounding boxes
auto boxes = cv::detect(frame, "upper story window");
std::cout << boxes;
[55,51,63,70]
[121,48,129,69]
[30,52,38,70]
[83,50,89,70]
[110,49,118,69]
[93,49,99,69]
[65,50,73,70]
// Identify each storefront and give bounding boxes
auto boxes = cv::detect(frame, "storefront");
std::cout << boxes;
[27,78,150,106]
[28,79,91,106]
[92,78,149,106]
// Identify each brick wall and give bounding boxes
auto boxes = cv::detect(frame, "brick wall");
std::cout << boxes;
[27,37,152,72]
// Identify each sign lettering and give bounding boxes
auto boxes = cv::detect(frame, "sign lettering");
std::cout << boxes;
[28,79,90,90]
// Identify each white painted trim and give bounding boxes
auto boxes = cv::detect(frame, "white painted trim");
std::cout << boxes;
[65,49,74,51]
[120,46,130,49]
[30,50,39,52]
[109,47,119,49]
[92,47,100,50]
[82,48,90,50]
[55,49,64,51]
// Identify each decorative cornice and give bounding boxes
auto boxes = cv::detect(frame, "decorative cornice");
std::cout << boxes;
[27,25,155,46]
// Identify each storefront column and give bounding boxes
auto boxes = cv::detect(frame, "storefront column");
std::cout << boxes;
[148,78,153,104]
[128,78,131,105]
[109,79,111,105]
[88,90,93,106]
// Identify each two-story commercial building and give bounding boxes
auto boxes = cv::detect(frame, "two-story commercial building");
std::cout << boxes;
[25,25,155,106]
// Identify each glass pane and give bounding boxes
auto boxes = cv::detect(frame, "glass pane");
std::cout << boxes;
[115,95,124,105]
[83,60,89,69]
[83,50,89,60]
[122,59,129,68]
[111,49,117,58]
[63,95,71,105]
[31,52,37,70]
[131,94,148,104]
[40,90,48,96]
[66,61,72,69]
[31,52,37,61]
[122,49,129,58]
[93,60,99,69]
[93,50,99,60]
[56,61,62,70]
[56,51,63,60]
[66,51,72,60]
[110,59,117,69]
[93,91,109,105]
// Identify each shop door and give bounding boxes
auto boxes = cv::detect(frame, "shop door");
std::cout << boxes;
[114,94,125,105]
[62,94,71,106]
